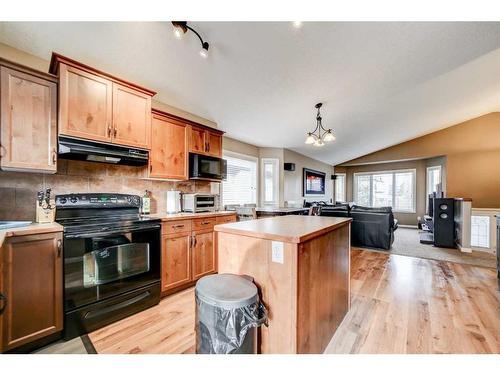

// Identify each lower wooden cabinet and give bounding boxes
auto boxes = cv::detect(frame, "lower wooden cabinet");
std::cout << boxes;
[192,229,216,281]
[0,232,63,352]
[160,214,236,294]
[161,233,192,291]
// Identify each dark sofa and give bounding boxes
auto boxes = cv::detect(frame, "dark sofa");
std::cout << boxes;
[318,203,398,250]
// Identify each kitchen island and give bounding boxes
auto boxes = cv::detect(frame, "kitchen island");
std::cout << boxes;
[214,215,352,354]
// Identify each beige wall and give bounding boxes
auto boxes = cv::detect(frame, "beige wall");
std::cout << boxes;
[223,137,260,158]
[283,149,334,205]
[337,160,427,226]
[338,112,500,209]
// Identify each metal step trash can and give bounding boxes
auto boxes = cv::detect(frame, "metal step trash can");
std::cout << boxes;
[195,273,268,354]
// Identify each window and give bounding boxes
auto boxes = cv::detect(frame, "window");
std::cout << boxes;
[427,166,442,197]
[353,169,416,212]
[471,215,490,248]
[334,173,346,202]
[222,151,257,206]
[261,158,279,205]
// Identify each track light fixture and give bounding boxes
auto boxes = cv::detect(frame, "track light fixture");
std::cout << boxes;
[172,21,210,58]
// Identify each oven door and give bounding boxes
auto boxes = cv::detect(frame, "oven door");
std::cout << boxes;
[63,223,161,311]
[189,153,227,181]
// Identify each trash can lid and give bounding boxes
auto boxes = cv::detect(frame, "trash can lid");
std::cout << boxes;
[196,274,258,309]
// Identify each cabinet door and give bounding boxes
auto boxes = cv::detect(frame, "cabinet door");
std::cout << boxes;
[189,126,206,154]
[0,67,57,173]
[161,233,192,292]
[207,131,222,157]
[112,83,151,149]
[192,229,216,281]
[0,232,63,352]
[59,63,112,142]
[149,114,187,180]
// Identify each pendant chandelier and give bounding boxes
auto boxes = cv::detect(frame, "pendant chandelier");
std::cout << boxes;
[305,103,336,147]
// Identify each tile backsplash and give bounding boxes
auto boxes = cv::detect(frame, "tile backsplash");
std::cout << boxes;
[0,159,220,221]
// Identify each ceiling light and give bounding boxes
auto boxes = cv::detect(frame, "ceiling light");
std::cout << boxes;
[293,21,302,28]
[305,133,316,144]
[305,103,336,146]
[199,41,209,58]
[172,21,210,58]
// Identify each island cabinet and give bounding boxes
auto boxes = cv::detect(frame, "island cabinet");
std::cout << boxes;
[0,60,58,173]
[0,231,63,353]
[188,125,223,157]
[149,110,188,180]
[160,213,236,295]
[215,215,352,354]
[50,53,155,149]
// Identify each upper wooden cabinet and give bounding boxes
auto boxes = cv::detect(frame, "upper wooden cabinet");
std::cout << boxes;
[112,83,151,149]
[50,53,156,150]
[0,232,63,353]
[58,63,112,143]
[0,62,58,173]
[188,125,223,157]
[149,111,187,180]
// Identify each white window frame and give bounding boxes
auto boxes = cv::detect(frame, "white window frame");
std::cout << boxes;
[222,150,258,206]
[261,158,280,206]
[426,165,442,196]
[335,173,347,202]
[353,169,416,213]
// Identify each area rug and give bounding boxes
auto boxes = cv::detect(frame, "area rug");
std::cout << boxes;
[356,227,497,269]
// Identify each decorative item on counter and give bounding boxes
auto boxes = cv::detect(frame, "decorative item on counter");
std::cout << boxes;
[36,188,56,223]
[141,190,151,215]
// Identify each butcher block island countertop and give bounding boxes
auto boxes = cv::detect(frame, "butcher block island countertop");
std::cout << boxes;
[214,215,352,354]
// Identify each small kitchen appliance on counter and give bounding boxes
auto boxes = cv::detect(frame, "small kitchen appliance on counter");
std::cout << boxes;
[55,193,161,340]
[182,193,218,213]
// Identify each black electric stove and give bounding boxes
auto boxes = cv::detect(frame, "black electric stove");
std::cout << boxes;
[56,193,161,340]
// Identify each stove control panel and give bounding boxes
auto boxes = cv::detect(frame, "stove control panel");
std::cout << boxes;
[56,193,141,208]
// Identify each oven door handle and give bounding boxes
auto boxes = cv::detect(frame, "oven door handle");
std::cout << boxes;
[65,224,161,239]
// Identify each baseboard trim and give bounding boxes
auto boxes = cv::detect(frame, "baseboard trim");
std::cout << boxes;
[457,244,472,253]
[398,224,418,229]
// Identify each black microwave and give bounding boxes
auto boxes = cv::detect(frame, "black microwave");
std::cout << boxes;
[189,153,227,181]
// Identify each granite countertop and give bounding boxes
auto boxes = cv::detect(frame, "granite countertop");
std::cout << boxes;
[214,215,352,243]
[0,222,63,248]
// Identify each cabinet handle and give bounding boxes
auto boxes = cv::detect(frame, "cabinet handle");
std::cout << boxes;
[173,224,185,229]
[57,239,62,257]
[52,148,57,165]
[0,293,7,315]
[192,235,197,247]
[201,221,210,225]
[107,124,112,137]
[150,165,153,173]
[114,127,117,137]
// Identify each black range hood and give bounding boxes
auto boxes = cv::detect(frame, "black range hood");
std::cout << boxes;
[58,136,149,166]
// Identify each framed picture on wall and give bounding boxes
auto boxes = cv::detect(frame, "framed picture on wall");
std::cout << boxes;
[303,168,326,196]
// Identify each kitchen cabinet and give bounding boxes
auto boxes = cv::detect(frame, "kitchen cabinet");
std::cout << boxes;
[188,125,223,157]
[0,232,63,353]
[112,83,151,149]
[149,111,187,180]
[50,53,155,150]
[0,62,58,173]
[160,213,236,295]
[192,229,216,281]
[161,233,192,292]
[58,63,112,143]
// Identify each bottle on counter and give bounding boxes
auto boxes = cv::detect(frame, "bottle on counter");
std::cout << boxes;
[141,190,151,215]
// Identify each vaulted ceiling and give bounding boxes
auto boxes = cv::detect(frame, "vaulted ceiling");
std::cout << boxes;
[1,22,499,165]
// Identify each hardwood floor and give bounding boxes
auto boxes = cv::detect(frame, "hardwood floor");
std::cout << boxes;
[89,249,500,354]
